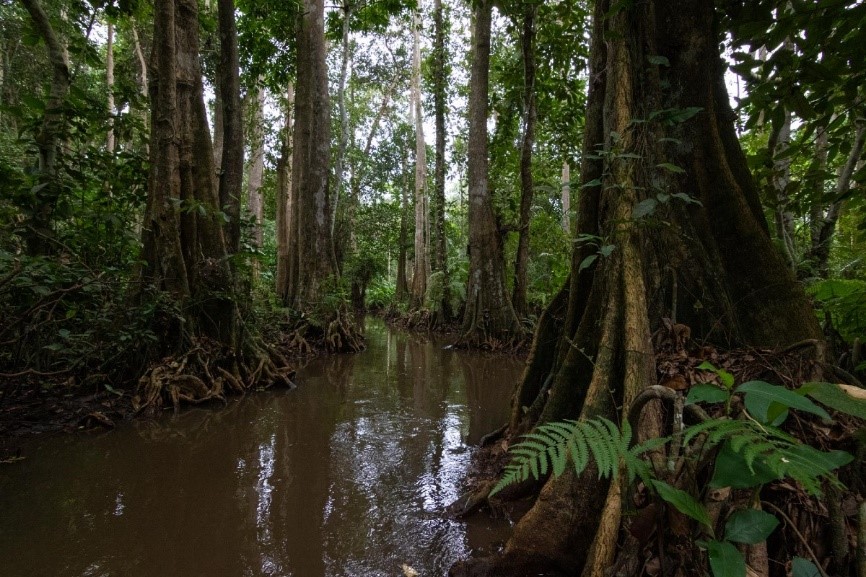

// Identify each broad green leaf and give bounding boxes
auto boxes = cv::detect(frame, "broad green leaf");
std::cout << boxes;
[723,509,779,544]
[599,244,616,258]
[578,254,598,273]
[706,540,746,577]
[736,381,831,423]
[651,480,712,531]
[648,54,670,67]
[801,382,866,420]
[686,384,730,405]
[791,557,821,577]
[710,442,778,489]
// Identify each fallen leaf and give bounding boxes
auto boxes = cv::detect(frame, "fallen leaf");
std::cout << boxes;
[402,564,420,577]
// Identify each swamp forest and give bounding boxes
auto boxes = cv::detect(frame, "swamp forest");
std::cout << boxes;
[1,0,865,576]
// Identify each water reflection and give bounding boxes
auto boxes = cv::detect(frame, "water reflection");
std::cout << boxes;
[0,320,522,577]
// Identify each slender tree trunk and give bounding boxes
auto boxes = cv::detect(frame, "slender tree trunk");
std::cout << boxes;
[217,0,243,255]
[411,6,430,309]
[452,1,821,575]
[331,3,352,270]
[807,115,865,278]
[106,21,116,154]
[431,0,451,323]
[461,0,519,343]
[247,82,266,275]
[770,107,796,271]
[561,161,571,234]
[288,0,335,310]
[511,3,538,318]
[212,78,224,170]
[19,0,71,255]
[396,146,410,304]
[276,83,295,303]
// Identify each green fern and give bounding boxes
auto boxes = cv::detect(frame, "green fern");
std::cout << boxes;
[490,418,667,496]
[683,417,852,495]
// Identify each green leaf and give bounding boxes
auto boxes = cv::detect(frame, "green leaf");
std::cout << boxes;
[599,245,616,258]
[657,162,685,173]
[687,384,730,405]
[581,178,602,189]
[651,480,713,531]
[648,55,670,67]
[706,540,746,577]
[791,557,821,577]
[578,254,598,273]
[710,442,778,489]
[632,198,658,219]
[801,382,866,420]
[724,509,779,544]
[736,381,831,423]
[718,370,735,390]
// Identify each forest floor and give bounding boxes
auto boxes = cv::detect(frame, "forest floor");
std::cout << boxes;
[447,328,866,576]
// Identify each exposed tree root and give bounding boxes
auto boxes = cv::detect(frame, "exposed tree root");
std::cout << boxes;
[133,336,295,416]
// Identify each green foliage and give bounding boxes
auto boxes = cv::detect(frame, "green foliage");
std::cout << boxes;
[807,279,866,343]
[491,418,666,496]
[495,365,861,577]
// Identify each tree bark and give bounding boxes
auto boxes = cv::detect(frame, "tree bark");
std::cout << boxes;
[451,1,822,575]
[511,3,538,319]
[561,161,571,234]
[396,145,410,304]
[217,0,243,255]
[331,3,352,270]
[276,83,295,303]
[19,0,71,255]
[141,0,237,347]
[461,0,520,344]
[769,107,796,271]
[288,0,335,310]
[411,6,430,309]
[431,0,451,323]
[247,82,266,274]
[106,21,116,154]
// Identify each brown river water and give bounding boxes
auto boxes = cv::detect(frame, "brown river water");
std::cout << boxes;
[0,319,522,577]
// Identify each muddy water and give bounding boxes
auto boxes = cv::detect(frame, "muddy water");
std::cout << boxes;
[0,320,522,577]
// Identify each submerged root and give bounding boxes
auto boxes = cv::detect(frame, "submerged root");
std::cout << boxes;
[133,336,295,416]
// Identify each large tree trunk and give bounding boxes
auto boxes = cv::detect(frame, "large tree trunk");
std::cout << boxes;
[106,21,116,154]
[431,0,452,324]
[410,6,430,310]
[287,0,336,311]
[451,1,821,575]
[19,0,70,255]
[511,3,538,319]
[396,146,410,304]
[561,161,571,234]
[461,0,520,344]
[216,0,243,255]
[276,83,295,302]
[138,0,291,403]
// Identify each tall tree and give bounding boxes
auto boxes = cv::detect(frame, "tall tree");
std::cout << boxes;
[139,0,289,390]
[461,0,519,344]
[217,0,244,254]
[18,0,70,255]
[510,1,538,318]
[410,5,429,309]
[430,0,451,323]
[285,0,336,310]
[246,81,266,272]
[451,1,821,575]
[276,83,295,302]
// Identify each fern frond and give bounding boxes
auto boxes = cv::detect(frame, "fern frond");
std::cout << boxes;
[491,417,658,496]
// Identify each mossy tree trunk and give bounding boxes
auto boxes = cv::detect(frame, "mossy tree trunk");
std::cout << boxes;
[461,0,520,344]
[451,1,821,575]
[431,0,452,325]
[216,0,243,255]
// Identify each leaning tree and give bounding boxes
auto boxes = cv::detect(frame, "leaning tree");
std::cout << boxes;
[136,0,291,410]
[450,1,821,575]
